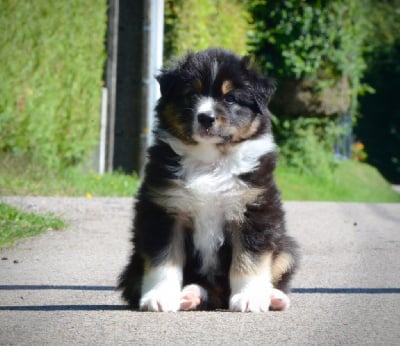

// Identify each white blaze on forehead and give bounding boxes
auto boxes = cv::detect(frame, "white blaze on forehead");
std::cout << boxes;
[211,59,219,84]
[196,97,215,115]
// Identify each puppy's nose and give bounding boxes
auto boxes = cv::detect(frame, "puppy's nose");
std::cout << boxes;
[197,112,215,129]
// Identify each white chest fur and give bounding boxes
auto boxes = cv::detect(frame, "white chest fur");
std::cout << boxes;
[153,134,275,274]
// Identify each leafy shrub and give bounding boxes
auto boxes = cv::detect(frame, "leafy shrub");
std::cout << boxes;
[247,0,371,115]
[164,0,249,61]
[246,0,379,175]
[0,0,106,169]
[273,116,341,178]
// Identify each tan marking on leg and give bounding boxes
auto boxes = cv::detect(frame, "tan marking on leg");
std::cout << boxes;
[230,250,273,277]
[229,225,273,276]
[272,252,295,285]
[229,235,273,312]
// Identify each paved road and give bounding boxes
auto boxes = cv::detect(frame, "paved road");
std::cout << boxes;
[0,197,399,345]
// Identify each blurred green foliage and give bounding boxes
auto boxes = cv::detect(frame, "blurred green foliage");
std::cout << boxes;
[247,0,372,116]
[272,116,341,179]
[246,0,400,181]
[1,0,398,185]
[164,0,249,61]
[0,0,106,170]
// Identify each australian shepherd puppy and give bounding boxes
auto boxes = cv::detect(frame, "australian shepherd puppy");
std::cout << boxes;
[118,48,299,312]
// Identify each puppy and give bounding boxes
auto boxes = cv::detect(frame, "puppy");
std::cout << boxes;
[118,48,299,312]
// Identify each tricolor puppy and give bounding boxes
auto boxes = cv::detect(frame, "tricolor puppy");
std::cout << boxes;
[118,48,299,312]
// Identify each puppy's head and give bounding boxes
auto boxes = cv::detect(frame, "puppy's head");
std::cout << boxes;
[156,48,276,145]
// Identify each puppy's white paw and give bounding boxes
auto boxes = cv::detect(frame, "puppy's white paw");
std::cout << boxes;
[230,274,273,312]
[140,287,181,312]
[230,290,271,312]
[140,265,182,312]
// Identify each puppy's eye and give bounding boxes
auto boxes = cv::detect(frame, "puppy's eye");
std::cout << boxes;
[183,92,196,104]
[185,91,197,100]
[224,94,236,104]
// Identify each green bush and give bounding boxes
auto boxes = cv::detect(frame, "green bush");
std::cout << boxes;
[164,0,249,61]
[0,0,106,169]
[273,116,340,179]
[247,0,371,114]
[246,0,383,177]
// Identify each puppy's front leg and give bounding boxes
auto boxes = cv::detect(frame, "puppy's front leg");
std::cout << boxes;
[140,261,182,312]
[229,250,273,312]
[138,209,185,312]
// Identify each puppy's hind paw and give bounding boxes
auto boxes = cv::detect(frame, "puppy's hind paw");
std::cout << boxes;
[180,284,207,311]
[269,288,290,311]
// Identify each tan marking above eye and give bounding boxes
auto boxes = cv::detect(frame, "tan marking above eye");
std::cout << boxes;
[221,80,234,95]
[193,79,202,93]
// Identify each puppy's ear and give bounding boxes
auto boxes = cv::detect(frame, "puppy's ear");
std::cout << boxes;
[240,55,252,70]
[156,69,177,97]
[258,76,276,103]
[252,76,276,115]
[240,56,276,114]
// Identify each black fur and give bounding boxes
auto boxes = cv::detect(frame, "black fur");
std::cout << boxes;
[118,48,299,311]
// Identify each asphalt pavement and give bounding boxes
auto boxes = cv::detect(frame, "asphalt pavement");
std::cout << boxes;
[0,197,399,345]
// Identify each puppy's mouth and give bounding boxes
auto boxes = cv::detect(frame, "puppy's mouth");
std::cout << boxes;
[196,131,232,144]
[193,118,233,144]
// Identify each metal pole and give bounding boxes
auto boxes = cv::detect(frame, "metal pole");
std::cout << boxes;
[139,0,164,174]
[139,0,151,175]
[148,0,164,146]
[105,0,119,172]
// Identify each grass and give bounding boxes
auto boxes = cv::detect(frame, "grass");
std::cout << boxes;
[0,154,398,202]
[276,160,400,202]
[0,155,140,197]
[0,155,139,248]
[0,202,65,248]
